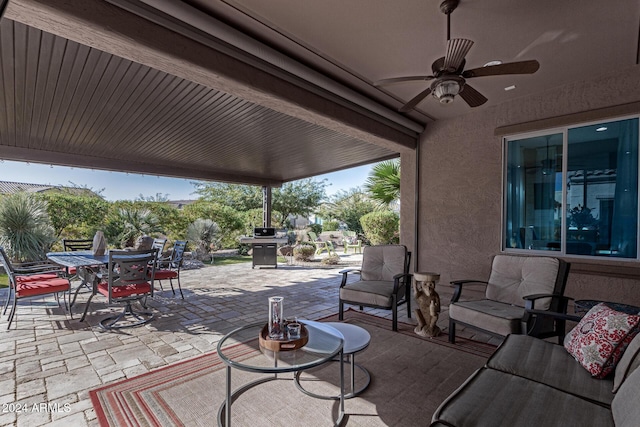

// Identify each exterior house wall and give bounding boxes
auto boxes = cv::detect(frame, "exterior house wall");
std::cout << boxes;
[407,64,640,307]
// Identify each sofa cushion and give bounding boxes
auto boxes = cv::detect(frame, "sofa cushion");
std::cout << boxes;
[487,334,614,405]
[613,333,640,392]
[449,300,525,337]
[564,303,640,378]
[612,365,640,427]
[431,368,614,427]
[485,255,560,309]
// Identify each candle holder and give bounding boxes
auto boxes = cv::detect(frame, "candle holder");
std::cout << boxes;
[268,296,284,339]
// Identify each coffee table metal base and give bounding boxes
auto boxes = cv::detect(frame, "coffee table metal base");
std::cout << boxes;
[294,355,371,400]
[217,364,346,427]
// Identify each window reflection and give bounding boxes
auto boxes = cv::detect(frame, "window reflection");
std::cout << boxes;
[567,119,638,258]
[504,117,639,259]
[505,134,563,251]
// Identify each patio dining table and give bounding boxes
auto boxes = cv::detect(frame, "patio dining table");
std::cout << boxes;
[46,251,109,307]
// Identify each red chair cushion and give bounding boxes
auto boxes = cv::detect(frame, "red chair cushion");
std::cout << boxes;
[97,282,152,298]
[154,269,178,280]
[16,278,70,297]
[68,267,77,275]
[15,273,60,283]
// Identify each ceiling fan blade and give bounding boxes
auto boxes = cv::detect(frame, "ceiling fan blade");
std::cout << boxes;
[459,83,488,108]
[443,38,474,71]
[374,75,435,87]
[399,86,432,112]
[463,60,540,78]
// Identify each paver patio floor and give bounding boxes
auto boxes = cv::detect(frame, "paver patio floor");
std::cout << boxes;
[0,254,495,426]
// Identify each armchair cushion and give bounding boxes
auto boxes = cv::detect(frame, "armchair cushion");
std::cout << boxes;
[360,245,406,281]
[486,255,560,309]
[564,303,640,378]
[448,300,525,337]
[339,280,397,308]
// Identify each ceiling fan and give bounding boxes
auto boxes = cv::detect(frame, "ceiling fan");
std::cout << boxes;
[374,0,540,112]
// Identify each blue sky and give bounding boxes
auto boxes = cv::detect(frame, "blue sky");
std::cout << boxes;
[0,160,373,201]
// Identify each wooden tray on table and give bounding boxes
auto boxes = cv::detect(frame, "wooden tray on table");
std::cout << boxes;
[259,323,309,351]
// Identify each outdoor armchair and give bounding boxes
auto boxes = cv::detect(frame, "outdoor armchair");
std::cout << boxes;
[342,231,362,254]
[153,240,188,299]
[1,246,71,330]
[79,248,158,329]
[339,244,412,331]
[308,231,336,255]
[448,254,571,344]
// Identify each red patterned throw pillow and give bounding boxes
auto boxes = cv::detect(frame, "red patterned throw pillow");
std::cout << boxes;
[564,303,640,378]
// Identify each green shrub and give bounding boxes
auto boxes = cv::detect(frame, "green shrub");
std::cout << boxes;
[321,254,340,265]
[293,244,315,261]
[360,210,399,245]
[323,220,340,231]
[308,223,322,234]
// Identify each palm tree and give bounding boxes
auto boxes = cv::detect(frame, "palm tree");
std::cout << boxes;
[0,192,56,262]
[117,207,162,247]
[364,159,401,208]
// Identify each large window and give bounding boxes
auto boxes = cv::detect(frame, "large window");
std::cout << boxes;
[504,117,639,259]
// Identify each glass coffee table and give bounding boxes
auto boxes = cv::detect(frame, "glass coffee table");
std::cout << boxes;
[216,321,345,427]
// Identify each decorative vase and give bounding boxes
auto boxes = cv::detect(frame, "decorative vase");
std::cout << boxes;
[268,296,284,339]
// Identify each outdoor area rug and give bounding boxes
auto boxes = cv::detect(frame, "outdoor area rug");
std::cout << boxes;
[90,309,496,426]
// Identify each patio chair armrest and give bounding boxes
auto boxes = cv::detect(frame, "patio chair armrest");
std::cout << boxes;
[523,294,573,311]
[392,273,413,293]
[449,280,488,303]
[339,268,361,287]
[524,308,582,323]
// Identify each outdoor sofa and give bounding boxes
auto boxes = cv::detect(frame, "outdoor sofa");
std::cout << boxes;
[431,315,640,426]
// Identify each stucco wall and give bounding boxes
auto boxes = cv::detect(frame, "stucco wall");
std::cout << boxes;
[412,64,640,307]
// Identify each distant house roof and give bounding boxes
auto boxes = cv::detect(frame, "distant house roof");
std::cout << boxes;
[0,180,100,197]
[167,200,197,209]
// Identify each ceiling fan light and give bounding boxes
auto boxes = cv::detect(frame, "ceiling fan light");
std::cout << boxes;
[433,80,460,104]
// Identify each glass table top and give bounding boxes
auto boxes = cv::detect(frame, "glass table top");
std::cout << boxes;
[217,320,344,374]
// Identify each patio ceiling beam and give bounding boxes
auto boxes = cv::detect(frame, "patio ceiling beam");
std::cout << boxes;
[5,0,418,156]
[0,145,284,187]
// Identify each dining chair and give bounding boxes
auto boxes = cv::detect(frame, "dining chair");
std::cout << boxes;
[79,248,157,329]
[62,238,95,279]
[150,238,167,291]
[153,240,188,299]
[0,246,71,330]
[62,239,94,252]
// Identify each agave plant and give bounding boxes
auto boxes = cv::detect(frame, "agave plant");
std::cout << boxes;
[0,192,56,262]
[186,219,221,261]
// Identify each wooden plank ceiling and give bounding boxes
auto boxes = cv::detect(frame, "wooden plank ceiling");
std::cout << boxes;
[0,19,402,186]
